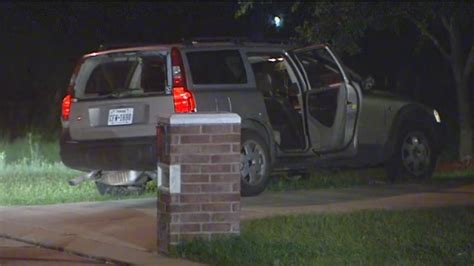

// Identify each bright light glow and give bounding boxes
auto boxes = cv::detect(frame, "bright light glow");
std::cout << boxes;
[273,16,282,28]
[433,109,441,123]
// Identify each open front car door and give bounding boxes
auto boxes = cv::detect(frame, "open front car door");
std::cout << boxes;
[291,44,362,158]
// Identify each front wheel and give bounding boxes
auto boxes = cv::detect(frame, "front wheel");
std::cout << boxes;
[385,125,438,182]
[240,132,271,197]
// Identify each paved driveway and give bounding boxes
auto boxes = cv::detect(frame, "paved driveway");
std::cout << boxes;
[1,183,473,265]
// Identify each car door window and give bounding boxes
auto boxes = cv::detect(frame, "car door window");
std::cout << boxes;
[296,49,344,127]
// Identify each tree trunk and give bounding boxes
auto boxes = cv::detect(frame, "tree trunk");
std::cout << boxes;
[455,78,473,161]
[447,16,473,161]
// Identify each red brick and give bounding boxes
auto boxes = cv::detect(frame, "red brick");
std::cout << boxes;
[201,183,232,193]
[202,203,232,212]
[211,154,241,163]
[178,154,210,164]
[232,124,241,133]
[158,213,171,224]
[171,135,180,144]
[180,213,210,223]
[159,193,180,204]
[159,193,171,204]
[170,144,200,154]
[232,144,241,153]
[170,223,201,233]
[211,212,240,222]
[169,125,201,134]
[181,164,201,173]
[211,134,240,143]
[181,174,209,183]
[202,223,231,232]
[210,174,240,183]
[200,144,231,154]
[230,163,240,173]
[168,204,201,213]
[180,184,202,193]
[201,164,231,173]
[202,124,233,134]
[181,135,210,144]
[210,193,240,202]
[232,182,240,192]
[180,233,210,242]
[171,214,180,223]
[181,194,210,203]
[231,203,241,212]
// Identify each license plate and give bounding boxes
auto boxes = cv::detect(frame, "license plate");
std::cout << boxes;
[108,108,134,126]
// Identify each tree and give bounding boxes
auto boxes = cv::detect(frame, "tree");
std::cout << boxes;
[398,2,474,161]
[237,2,474,161]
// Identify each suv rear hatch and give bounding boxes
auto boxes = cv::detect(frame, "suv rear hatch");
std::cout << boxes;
[61,48,174,171]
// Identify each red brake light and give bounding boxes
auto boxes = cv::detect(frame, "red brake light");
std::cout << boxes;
[173,87,196,113]
[171,47,196,113]
[61,94,72,120]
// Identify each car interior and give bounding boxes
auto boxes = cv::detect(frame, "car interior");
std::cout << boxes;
[248,54,306,151]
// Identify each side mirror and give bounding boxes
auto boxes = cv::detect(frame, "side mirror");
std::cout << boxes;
[362,76,375,91]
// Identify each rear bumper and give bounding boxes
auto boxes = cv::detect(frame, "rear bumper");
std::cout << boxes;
[60,130,157,171]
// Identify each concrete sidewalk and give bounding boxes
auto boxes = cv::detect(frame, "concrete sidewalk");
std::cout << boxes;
[0,237,106,265]
[0,183,473,265]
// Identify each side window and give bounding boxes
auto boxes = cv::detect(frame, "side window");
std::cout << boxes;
[295,48,344,127]
[246,53,298,98]
[186,50,247,84]
[297,49,343,90]
[141,57,167,93]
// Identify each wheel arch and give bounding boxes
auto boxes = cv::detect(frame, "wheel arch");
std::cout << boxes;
[384,103,437,160]
[241,118,275,165]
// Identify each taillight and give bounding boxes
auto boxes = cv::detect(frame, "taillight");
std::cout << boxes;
[171,47,196,113]
[61,59,82,121]
[61,94,72,120]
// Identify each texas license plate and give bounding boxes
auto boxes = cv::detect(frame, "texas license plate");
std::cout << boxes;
[107,108,134,126]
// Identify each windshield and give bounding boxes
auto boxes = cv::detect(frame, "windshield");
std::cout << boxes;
[74,51,168,99]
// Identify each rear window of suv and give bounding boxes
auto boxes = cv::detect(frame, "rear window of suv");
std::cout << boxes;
[74,51,167,99]
[186,50,247,85]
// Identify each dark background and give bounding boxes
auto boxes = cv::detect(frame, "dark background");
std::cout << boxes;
[0,2,468,157]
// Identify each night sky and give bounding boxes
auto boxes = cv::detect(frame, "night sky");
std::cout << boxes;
[0,2,469,138]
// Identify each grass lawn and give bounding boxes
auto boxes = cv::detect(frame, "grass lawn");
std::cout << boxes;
[0,136,154,206]
[268,167,474,192]
[0,135,472,205]
[174,207,474,265]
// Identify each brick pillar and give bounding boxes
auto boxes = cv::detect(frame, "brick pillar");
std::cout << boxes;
[156,113,241,253]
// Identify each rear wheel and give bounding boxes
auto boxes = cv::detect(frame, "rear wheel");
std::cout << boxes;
[240,132,271,197]
[385,124,438,182]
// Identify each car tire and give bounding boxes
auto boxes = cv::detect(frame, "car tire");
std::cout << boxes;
[240,131,271,197]
[95,182,146,196]
[384,123,438,182]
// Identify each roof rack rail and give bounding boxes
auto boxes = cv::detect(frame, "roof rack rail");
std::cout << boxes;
[182,37,251,45]
[182,36,297,46]
[97,42,158,51]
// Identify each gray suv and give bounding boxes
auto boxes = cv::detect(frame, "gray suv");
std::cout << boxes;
[60,39,442,196]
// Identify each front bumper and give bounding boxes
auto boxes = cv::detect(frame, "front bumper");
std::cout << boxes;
[60,130,157,171]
